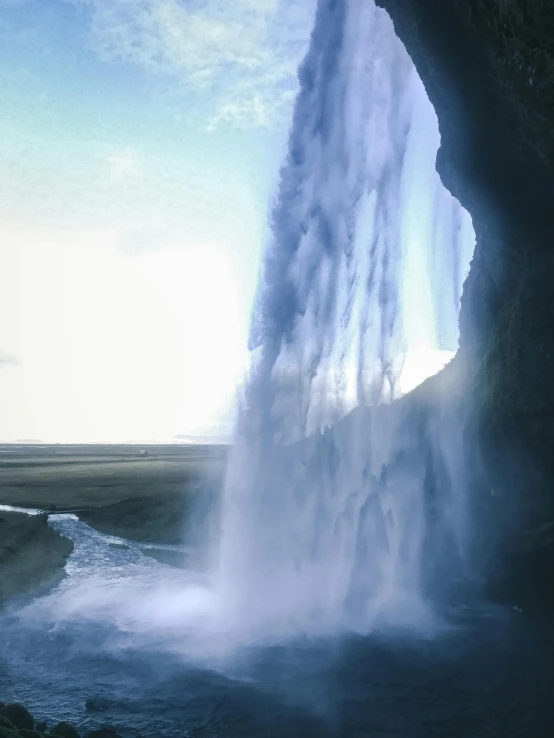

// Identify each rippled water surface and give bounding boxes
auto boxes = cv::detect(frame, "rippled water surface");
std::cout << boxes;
[1,515,553,737]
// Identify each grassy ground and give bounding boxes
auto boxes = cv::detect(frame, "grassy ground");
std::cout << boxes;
[0,511,74,607]
[0,444,228,509]
[0,444,228,605]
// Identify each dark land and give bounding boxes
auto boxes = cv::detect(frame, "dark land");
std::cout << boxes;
[0,443,227,510]
[0,443,227,607]
[0,511,73,608]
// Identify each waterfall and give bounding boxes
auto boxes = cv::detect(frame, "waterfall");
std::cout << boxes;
[217,0,474,642]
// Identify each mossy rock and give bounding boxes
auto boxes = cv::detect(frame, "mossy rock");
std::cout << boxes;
[51,723,81,738]
[0,704,34,731]
[0,718,16,731]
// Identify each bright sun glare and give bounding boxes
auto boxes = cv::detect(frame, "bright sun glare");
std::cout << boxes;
[0,221,247,443]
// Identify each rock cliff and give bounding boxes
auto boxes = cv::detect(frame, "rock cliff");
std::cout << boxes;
[376,0,554,611]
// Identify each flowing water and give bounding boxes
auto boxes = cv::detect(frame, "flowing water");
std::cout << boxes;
[1,514,553,736]
[217,0,473,641]
[2,1,554,736]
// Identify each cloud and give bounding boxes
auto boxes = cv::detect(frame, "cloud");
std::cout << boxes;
[0,351,20,367]
[105,148,144,183]
[66,0,316,128]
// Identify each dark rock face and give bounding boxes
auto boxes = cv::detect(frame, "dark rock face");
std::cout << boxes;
[0,700,127,738]
[376,0,554,610]
[140,547,190,569]
[0,705,34,731]
[50,722,81,738]
[376,0,554,362]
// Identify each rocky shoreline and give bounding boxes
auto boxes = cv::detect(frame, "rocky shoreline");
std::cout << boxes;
[0,449,226,737]
[0,701,122,738]
[0,444,225,610]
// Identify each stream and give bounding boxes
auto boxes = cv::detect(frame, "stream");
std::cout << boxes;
[0,513,553,737]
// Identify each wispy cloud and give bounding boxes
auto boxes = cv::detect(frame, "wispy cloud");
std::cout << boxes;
[67,0,316,128]
[0,351,20,367]
[105,148,144,183]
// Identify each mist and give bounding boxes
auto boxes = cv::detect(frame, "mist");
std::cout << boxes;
[217,0,474,642]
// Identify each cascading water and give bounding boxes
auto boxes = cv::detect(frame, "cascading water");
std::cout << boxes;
[6,3,554,735]
[0,0,475,674]
[217,0,474,641]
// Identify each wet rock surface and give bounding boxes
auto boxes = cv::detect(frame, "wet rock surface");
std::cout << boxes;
[1,703,34,731]
[375,0,554,613]
[50,723,81,738]
[139,547,190,569]
[0,704,123,738]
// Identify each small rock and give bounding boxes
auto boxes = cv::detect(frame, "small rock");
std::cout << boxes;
[141,547,188,569]
[1,703,34,731]
[87,729,123,738]
[85,699,111,713]
[36,723,48,733]
[51,722,81,738]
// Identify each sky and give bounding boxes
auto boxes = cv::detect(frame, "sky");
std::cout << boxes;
[0,0,474,444]
[0,0,317,442]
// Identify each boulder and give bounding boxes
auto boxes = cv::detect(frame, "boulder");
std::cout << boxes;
[51,722,81,738]
[0,704,34,731]
[84,699,111,714]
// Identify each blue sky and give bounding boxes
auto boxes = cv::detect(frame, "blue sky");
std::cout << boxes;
[0,0,312,261]
[0,0,316,442]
